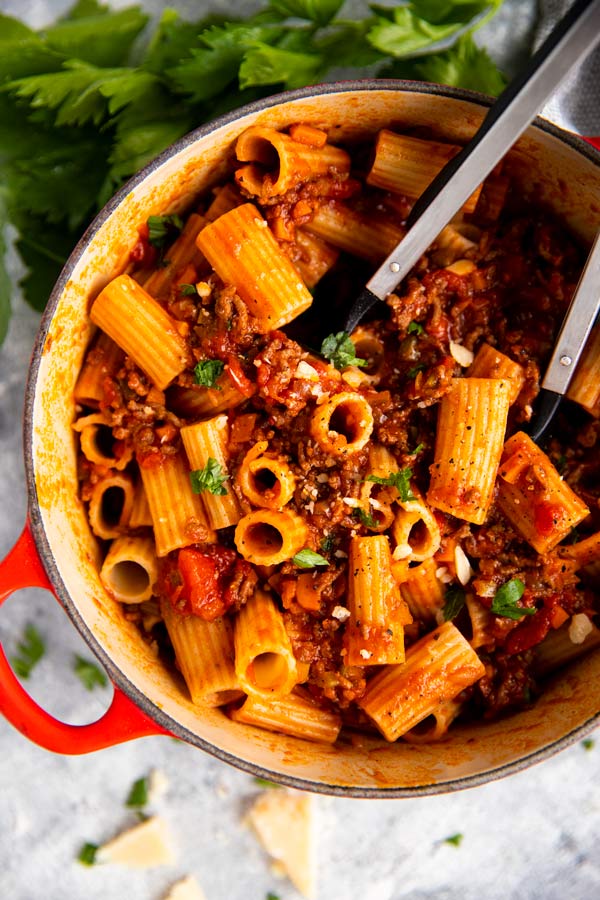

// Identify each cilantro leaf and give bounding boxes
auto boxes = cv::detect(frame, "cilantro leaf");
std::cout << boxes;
[366,469,416,503]
[126,776,149,809]
[442,586,466,621]
[147,213,183,250]
[490,578,534,619]
[194,359,225,388]
[292,548,329,568]
[190,458,229,496]
[268,0,344,26]
[11,624,45,679]
[413,33,506,96]
[320,331,366,370]
[77,842,99,866]
[73,654,108,691]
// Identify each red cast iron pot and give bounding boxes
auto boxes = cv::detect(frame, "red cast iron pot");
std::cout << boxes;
[1,81,600,797]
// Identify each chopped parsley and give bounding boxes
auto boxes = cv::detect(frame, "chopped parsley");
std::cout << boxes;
[77,842,99,866]
[442,587,466,622]
[320,534,335,553]
[10,624,45,679]
[194,359,225,389]
[125,776,149,809]
[73,655,108,691]
[353,507,378,529]
[366,468,416,503]
[407,363,426,378]
[253,777,282,789]
[146,213,183,250]
[407,320,424,335]
[190,458,229,496]
[444,833,464,847]
[410,443,425,455]
[320,331,366,370]
[582,738,595,751]
[179,282,198,296]
[292,548,329,568]
[266,893,282,900]
[490,578,534,619]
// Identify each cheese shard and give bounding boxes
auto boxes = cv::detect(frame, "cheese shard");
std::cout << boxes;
[97,815,175,867]
[247,789,315,899]
[163,875,207,900]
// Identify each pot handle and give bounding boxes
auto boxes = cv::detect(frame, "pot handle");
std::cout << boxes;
[0,522,171,753]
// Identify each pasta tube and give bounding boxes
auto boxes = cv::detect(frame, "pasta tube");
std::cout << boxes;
[180,415,241,529]
[139,453,215,556]
[396,557,445,625]
[88,471,135,540]
[73,412,133,471]
[230,688,341,744]
[90,274,189,390]
[566,321,600,416]
[161,598,242,707]
[305,202,405,263]
[310,391,373,457]
[100,534,158,604]
[497,431,589,554]
[141,213,207,299]
[234,588,298,695]
[427,378,512,525]
[468,343,525,404]
[345,535,411,666]
[196,203,313,331]
[235,125,350,198]
[234,509,309,566]
[74,331,123,407]
[235,442,296,510]
[358,622,485,741]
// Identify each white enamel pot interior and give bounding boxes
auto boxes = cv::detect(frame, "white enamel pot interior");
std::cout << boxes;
[26,81,600,796]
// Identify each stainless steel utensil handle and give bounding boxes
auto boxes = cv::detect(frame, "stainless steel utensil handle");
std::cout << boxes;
[366,0,600,302]
[542,229,600,395]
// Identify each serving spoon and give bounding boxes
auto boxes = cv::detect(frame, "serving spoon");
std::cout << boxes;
[340,0,600,439]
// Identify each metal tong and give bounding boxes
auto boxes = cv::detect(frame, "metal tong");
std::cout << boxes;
[343,0,600,441]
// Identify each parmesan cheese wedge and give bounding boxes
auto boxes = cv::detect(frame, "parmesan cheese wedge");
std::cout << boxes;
[96,815,175,867]
[163,875,207,900]
[247,789,315,899]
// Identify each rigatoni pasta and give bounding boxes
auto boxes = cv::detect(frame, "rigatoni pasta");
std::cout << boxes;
[74,118,597,748]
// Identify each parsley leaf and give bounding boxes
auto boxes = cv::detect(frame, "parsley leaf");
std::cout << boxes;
[254,777,282,788]
[320,331,366,370]
[413,33,506,96]
[73,654,108,691]
[407,363,426,378]
[190,458,229,496]
[582,738,595,751]
[366,469,416,503]
[353,507,378,529]
[266,893,282,900]
[442,586,466,621]
[179,282,198,296]
[43,6,148,69]
[194,359,225,388]
[147,213,184,250]
[126,776,149,809]
[444,832,464,847]
[320,534,334,553]
[77,842,99,866]
[407,320,424,335]
[490,578,535,619]
[239,41,323,90]
[292,548,329,568]
[10,624,45,679]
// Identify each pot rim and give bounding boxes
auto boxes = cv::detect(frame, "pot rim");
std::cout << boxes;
[23,78,600,797]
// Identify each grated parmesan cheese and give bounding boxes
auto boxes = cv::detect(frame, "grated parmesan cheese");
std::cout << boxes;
[295,360,319,380]
[331,605,351,621]
[435,566,453,584]
[454,545,473,586]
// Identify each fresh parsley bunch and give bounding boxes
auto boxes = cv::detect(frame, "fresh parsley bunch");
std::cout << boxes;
[0,0,506,344]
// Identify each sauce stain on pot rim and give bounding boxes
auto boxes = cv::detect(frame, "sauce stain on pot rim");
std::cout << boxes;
[19,81,600,797]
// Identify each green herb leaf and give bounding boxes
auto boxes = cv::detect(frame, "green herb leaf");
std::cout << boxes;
[10,624,45,679]
[442,586,466,621]
[353,507,378,529]
[268,0,344,26]
[407,320,424,335]
[266,892,282,900]
[73,654,108,690]
[179,282,198,296]
[582,738,595,751]
[254,777,282,788]
[410,443,425,455]
[407,363,426,378]
[194,359,225,388]
[413,33,506,96]
[320,331,366,370]
[368,7,462,59]
[490,578,534,619]
[292,548,329,568]
[147,213,184,250]
[190,458,229,496]
[240,41,323,90]
[366,469,416,503]
[320,533,334,553]
[43,6,148,68]
[126,776,149,809]
[444,832,464,847]
[77,842,99,866]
